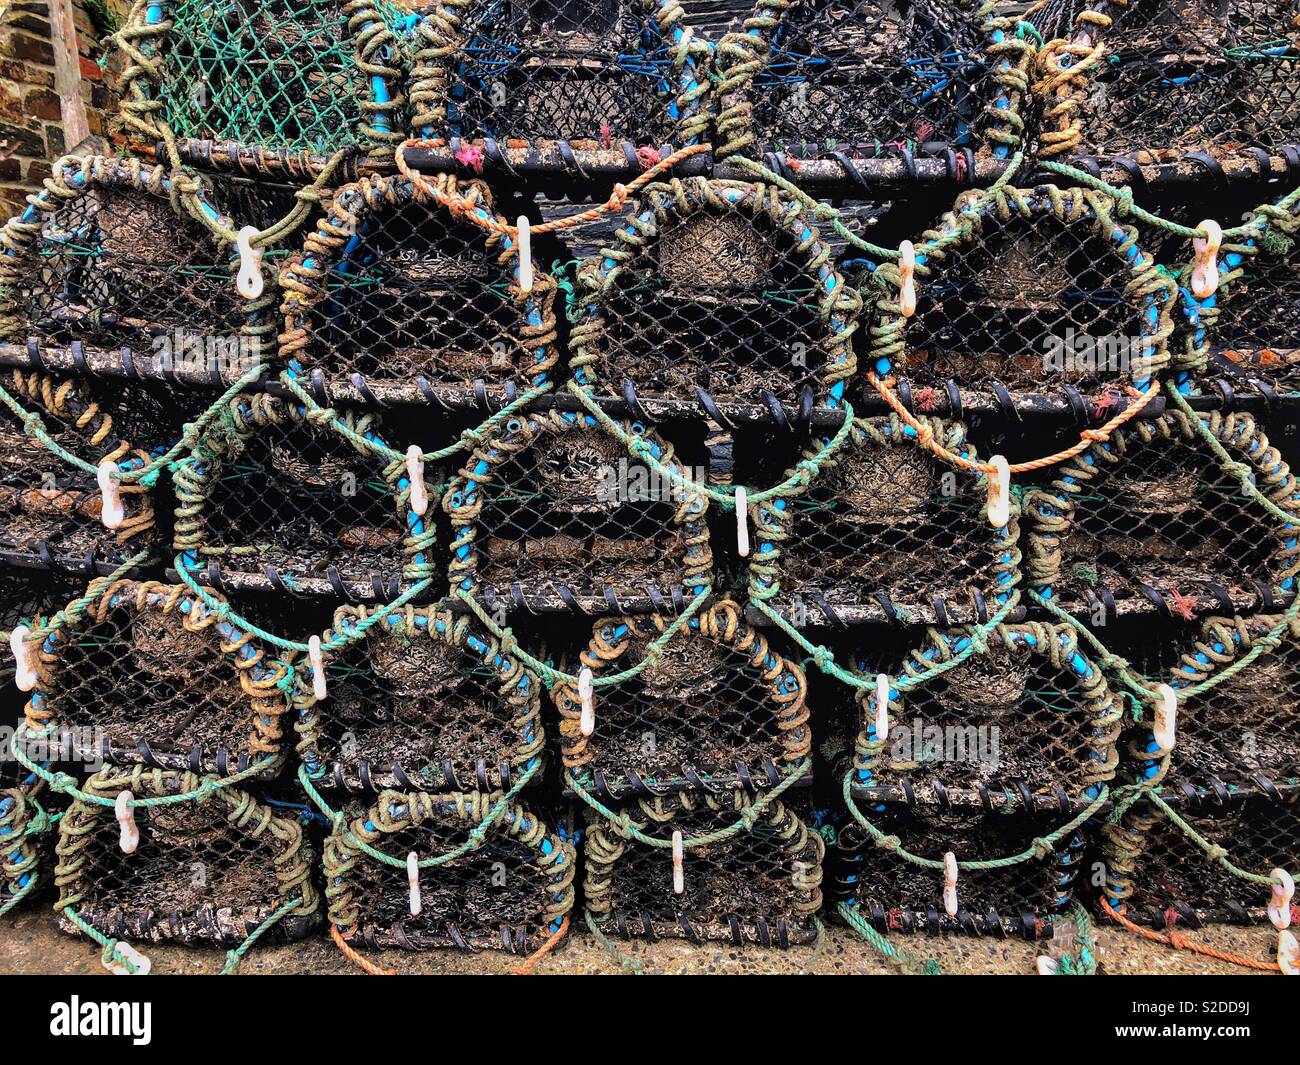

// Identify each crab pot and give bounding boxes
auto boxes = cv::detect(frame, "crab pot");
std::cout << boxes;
[117,0,404,156]
[0,156,256,376]
[751,415,1020,621]
[570,176,861,409]
[25,580,292,778]
[1024,411,1300,614]
[1103,785,1299,928]
[584,788,823,945]
[280,175,556,404]
[445,411,711,609]
[325,791,575,953]
[850,622,1123,804]
[553,600,810,799]
[297,606,546,792]
[53,765,320,945]
[176,395,443,597]
[866,184,1175,401]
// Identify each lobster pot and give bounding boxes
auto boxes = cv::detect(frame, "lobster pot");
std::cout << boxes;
[279,175,556,405]
[176,395,442,597]
[717,0,1029,157]
[325,791,575,953]
[862,184,1176,403]
[751,415,1020,622]
[570,177,861,410]
[117,0,406,156]
[1103,785,1299,927]
[584,789,824,945]
[850,623,1123,803]
[26,580,292,777]
[1042,1,1300,158]
[553,600,810,799]
[408,0,710,145]
[835,798,1089,937]
[445,411,711,610]
[1024,411,1300,616]
[297,606,546,792]
[54,766,320,945]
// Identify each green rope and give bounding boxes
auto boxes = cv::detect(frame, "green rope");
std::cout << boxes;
[836,901,942,974]
[585,907,646,975]
[1050,902,1099,975]
[1145,791,1275,887]
[59,904,146,974]
[221,899,303,975]
[22,551,150,641]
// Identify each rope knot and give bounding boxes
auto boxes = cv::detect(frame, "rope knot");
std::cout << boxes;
[1030,836,1056,859]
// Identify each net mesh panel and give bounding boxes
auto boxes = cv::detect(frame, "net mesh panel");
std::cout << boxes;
[1025,411,1300,615]
[751,415,1021,623]
[27,580,293,776]
[54,765,320,943]
[279,175,557,403]
[1046,1,1300,158]
[553,601,810,798]
[1103,786,1299,926]
[297,606,546,792]
[584,789,825,944]
[571,177,860,409]
[178,395,442,597]
[836,806,1086,936]
[861,184,1175,402]
[325,791,575,952]
[850,622,1122,802]
[445,411,711,604]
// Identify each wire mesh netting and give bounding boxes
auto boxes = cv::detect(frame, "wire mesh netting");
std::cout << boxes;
[55,764,320,944]
[324,790,575,952]
[1025,410,1300,616]
[584,789,824,945]
[552,600,810,798]
[297,605,546,791]
[279,174,557,404]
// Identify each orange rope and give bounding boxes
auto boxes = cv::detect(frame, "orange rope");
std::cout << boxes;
[1100,899,1280,973]
[869,373,1153,475]
[512,914,570,975]
[331,924,397,976]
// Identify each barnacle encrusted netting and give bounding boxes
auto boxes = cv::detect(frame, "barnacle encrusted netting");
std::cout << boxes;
[325,791,575,952]
[114,0,408,157]
[584,789,825,945]
[570,177,861,411]
[1024,411,1300,617]
[444,411,711,609]
[55,765,320,944]
[25,580,293,777]
[552,600,810,799]
[407,0,712,144]
[714,0,1036,159]
[175,394,441,597]
[1037,0,1300,160]
[297,605,545,792]
[750,414,1021,624]
[279,174,557,405]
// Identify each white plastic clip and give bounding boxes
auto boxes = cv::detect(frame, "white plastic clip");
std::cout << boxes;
[406,445,428,517]
[308,635,328,702]
[1036,955,1059,976]
[1279,930,1299,976]
[874,673,890,743]
[1190,219,1222,299]
[235,225,265,300]
[578,666,595,737]
[97,459,124,531]
[672,830,684,894]
[986,454,1010,529]
[9,626,37,692]
[116,790,139,855]
[736,486,750,558]
[898,240,917,318]
[407,851,422,917]
[516,216,533,294]
[943,851,959,917]
[1268,868,1294,931]
[1152,683,1177,753]
[103,940,151,976]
